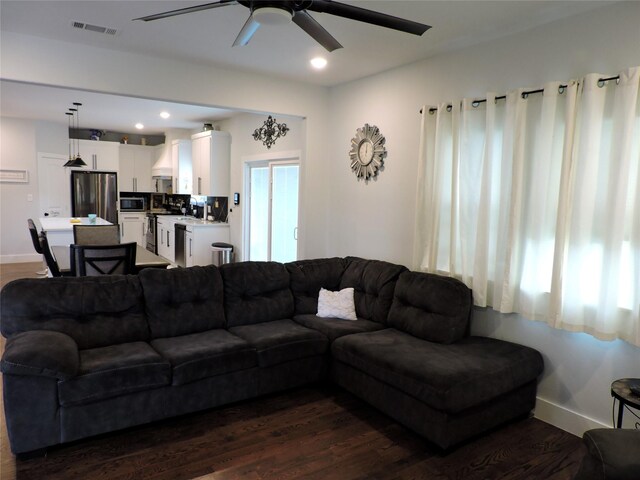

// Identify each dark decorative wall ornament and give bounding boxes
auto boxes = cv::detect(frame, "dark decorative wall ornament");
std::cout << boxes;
[253,115,289,149]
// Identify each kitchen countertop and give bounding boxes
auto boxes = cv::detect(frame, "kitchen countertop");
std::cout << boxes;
[158,216,229,228]
[40,216,112,231]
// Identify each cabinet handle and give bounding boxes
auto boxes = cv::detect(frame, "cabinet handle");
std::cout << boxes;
[293,227,298,241]
[198,177,201,195]
[167,231,170,247]
[175,177,178,194]
[121,223,125,237]
[92,154,97,170]
[134,177,137,192]
[189,238,192,257]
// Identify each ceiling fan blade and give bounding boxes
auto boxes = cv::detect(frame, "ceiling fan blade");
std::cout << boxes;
[133,0,237,22]
[233,14,261,46]
[307,0,431,36]
[292,11,342,52]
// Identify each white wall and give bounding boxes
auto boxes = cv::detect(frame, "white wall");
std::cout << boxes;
[0,118,68,261]
[326,1,640,435]
[217,113,306,262]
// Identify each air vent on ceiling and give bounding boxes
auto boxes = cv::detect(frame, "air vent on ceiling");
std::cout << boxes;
[71,21,118,36]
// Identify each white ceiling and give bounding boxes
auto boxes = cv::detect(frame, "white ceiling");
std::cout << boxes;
[0,0,611,133]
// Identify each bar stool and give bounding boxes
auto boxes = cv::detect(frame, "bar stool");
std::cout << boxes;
[27,219,47,276]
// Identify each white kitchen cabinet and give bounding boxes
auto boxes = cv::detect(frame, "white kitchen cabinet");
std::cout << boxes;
[185,224,230,267]
[119,144,154,192]
[157,217,175,263]
[79,140,119,172]
[191,131,230,196]
[119,212,146,247]
[171,139,192,194]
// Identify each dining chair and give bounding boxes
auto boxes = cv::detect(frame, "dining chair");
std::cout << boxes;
[73,224,121,245]
[39,231,72,277]
[70,243,137,276]
[27,219,47,275]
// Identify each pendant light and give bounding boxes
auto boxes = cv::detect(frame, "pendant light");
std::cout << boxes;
[64,102,87,167]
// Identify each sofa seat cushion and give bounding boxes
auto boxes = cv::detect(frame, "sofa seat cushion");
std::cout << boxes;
[229,319,328,367]
[151,330,257,386]
[293,314,385,342]
[332,329,543,414]
[58,342,171,406]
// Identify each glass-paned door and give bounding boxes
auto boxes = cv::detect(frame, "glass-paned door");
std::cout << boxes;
[247,161,299,262]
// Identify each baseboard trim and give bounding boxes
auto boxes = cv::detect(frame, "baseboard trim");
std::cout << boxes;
[0,254,41,264]
[534,396,609,437]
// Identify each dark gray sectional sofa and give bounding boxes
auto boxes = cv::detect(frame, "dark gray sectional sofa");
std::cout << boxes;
[0,256,543,455]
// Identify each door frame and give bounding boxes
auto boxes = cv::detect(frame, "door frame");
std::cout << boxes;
[242,150,301,262]
[37,152,70,218]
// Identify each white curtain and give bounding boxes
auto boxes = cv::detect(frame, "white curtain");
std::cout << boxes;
[414,67,640,346]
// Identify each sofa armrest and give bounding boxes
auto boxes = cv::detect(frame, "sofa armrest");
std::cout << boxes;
[1,330,79,380]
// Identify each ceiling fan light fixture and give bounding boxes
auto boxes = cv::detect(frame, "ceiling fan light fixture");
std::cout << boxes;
[310,57,327,70]
[160,111,170,119]
[252,7,292,26]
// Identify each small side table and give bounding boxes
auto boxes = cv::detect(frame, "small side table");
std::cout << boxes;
[611,378,640,428]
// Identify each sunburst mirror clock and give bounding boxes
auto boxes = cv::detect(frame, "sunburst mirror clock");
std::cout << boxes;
[349,124,387,180]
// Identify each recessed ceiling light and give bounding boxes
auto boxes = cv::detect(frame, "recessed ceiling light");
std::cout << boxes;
[135,123,144,130]
[310,57,327,70]
[160,111,170,119]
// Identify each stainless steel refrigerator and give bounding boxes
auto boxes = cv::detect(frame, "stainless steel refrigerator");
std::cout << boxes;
[71,171,118,224]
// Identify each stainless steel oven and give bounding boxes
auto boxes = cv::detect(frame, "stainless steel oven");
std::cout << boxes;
[145,213,157,253]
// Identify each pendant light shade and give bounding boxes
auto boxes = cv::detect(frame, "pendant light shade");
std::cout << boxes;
[64,157,88,168]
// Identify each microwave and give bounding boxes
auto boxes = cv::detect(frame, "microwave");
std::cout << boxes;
[120,197,146,212]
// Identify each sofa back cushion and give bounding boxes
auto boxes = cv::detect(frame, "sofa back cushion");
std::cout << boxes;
[139,265,225,338]
[221,261,294,327]
[387,271,472,344]
[285,257,347,315]
[0,276,148,349]
[340,257,408,323]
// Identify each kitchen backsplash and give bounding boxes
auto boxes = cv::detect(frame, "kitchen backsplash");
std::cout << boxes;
[120,192,229,222]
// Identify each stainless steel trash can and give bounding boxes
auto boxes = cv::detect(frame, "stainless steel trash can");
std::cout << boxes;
[211,242,234,266]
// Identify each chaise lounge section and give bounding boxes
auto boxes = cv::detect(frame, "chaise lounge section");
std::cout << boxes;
[0,257,543,455]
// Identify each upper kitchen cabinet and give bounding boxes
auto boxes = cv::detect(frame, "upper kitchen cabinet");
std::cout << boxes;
[191,131,230,196]
[119,144,154,192]
[79,140,119,172]
[171,139,192,194]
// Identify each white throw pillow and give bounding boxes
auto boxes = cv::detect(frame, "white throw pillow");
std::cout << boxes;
[316,287,357,321]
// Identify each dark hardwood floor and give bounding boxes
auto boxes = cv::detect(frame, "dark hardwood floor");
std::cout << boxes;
[0,263,586,480]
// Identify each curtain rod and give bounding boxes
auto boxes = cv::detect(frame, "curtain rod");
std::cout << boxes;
[420,75,621,115]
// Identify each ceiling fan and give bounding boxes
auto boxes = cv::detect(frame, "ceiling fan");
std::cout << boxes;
[134,0,431,52]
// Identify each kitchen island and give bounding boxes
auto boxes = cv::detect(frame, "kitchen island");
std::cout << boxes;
[40,216,112,246]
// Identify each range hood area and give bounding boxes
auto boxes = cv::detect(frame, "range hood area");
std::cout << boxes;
[152,151,172,178]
